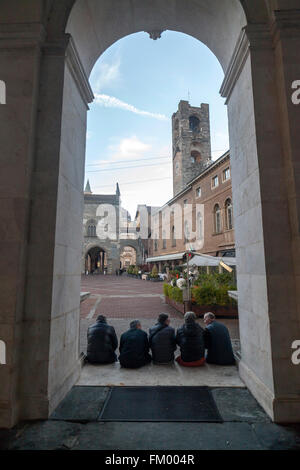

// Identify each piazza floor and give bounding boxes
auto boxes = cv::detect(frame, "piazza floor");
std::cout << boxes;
[79,274,243,387]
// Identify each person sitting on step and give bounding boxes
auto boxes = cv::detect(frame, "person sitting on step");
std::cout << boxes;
[86,315,118,364]
[149,313,176,365]
[203,312,235,365]
[176,311,205,367]
[119,320,152,368]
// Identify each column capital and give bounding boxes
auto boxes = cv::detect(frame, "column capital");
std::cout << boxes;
[271,10,300,45]
[42,34,94,108]
[220,24,272,102]
[66,35,94,107]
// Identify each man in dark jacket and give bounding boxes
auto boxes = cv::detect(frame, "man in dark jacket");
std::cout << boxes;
[203,312,235,365]
[86,315,118,364]
[176,311,205,366]
[149,313,176,364]
[119,320,151,368]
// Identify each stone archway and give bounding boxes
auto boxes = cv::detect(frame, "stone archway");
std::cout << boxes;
[120,246,137,270]
[0,1,300,427]
[85,246,107,274]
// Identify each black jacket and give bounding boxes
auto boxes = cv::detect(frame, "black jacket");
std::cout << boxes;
[87,319,118,364]
[119,328,151,368]
[204,321,235,365]
[176,321,205,362]
[149,323,176,363]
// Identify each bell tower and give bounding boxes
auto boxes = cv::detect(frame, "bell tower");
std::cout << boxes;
[172,100,212,196]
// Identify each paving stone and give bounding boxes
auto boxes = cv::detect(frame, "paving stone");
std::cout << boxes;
[73,422,263,450]
[251,422,300,450]
[8,420,82,450]
[49,386,109,422]
[211,387,271,422]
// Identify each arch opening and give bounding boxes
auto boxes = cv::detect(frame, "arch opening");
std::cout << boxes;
[85,246,107,274]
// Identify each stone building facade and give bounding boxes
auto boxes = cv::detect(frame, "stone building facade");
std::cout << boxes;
[82,182,143,274]
[173,101,212,196]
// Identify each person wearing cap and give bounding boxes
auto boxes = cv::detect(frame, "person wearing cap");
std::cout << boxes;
[176,311,205,367]
[149,313,176,364]
[86,315,118,364]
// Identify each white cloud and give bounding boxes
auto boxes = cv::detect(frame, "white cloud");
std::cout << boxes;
[94,93,168,121]
[92,57,121,92]
[116,136,151,159]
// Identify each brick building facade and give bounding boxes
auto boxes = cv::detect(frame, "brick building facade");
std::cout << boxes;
[150,150,235,270]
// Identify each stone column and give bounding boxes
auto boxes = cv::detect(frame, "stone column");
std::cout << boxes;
[22,34,93,421]
[268,10,300,422]
[221,19,300,422]
[0,22,46,428]
[0,23,93,427]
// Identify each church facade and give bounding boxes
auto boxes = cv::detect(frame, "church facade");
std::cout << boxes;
[82,182,144,274]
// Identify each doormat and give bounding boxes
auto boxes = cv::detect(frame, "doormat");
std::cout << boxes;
[99,386,223,422]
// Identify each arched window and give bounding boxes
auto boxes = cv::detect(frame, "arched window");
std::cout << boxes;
[214,204,222,234]
[191,150,202,163]
[162,230,166,249]
[184,221,190,243]
[87,222,96,237]
[171,226,176,247]
[197,212,203,241]
[225,199,233,230]
[189,115,200,132]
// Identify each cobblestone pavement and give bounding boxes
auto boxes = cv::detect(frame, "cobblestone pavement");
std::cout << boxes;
[80,274,240,355]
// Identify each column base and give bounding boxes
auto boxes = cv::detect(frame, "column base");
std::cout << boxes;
[239,360,300,423]
[20,355,83,422]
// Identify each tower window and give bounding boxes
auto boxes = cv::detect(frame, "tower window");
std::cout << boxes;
[189,116,200,132]
[191,150,202,163]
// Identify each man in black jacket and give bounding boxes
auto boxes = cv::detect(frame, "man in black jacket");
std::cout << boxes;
[176,311,205,366]
[203,312,235,365]
[149,313,176,364]
[119,320,151,368]
[86,315,118,364]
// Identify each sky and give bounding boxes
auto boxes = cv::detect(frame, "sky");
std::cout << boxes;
[85,31,229,219]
